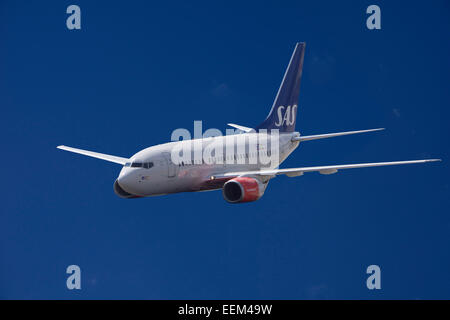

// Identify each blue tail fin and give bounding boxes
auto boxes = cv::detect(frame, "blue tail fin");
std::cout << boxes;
[256,42,305,133]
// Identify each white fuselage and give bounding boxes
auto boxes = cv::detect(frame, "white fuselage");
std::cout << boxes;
[116,132,300,197]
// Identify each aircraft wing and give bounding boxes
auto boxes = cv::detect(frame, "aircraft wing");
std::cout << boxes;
[217,159,441,178]
[57,145,129,165]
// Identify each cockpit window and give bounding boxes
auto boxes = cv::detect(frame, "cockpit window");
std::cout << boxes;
[129,161,153,169]
[124,162,131,167]
[131,162,143,168]
[143,162,154,169]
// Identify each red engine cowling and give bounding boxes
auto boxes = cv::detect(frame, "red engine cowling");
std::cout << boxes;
[222,177,265,203]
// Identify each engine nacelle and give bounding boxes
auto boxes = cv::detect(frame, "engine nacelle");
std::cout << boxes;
[222,177,266,203]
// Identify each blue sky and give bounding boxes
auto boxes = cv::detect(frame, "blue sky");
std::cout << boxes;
[1,0,449,299]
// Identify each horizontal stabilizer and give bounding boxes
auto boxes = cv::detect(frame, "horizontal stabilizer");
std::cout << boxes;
[227,123,254,133]
[294,128,384,142]
[57,145,129,165]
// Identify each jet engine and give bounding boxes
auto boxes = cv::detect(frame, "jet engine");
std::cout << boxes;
[222,177,266,203]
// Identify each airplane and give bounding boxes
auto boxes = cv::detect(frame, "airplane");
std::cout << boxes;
[57,42,441,203]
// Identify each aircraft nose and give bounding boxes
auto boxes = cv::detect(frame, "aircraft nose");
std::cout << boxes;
[114,168,141,198]
[117,169,135,191]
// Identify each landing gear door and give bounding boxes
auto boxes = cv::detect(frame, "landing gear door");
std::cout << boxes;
[162,152,177,178]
